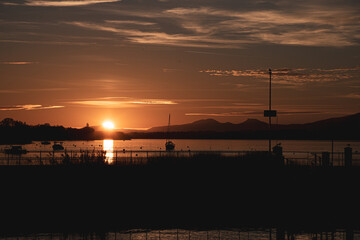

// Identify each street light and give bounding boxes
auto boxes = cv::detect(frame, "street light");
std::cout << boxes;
[264,68,277,154]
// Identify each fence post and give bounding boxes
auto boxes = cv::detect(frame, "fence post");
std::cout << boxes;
[322,152,330,167]
[344,146,352,168]
[130,150,132,165]
[39,151,42,165]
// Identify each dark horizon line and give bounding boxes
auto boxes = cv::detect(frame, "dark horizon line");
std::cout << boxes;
[1,111,359,131]
[67,111,360,130]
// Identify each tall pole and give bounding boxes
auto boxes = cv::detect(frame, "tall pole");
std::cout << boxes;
[166,114,170,143]
[268,69,272,154]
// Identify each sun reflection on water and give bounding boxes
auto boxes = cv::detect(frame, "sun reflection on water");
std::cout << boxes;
[103,139,114,164]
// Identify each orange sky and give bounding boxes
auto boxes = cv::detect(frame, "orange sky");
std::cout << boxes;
[0,0,359,129]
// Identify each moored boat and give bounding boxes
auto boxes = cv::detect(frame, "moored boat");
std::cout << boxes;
[4,145,27,155]
[165,140,175,151]
[165,114,175,151]
[52,142,64,151]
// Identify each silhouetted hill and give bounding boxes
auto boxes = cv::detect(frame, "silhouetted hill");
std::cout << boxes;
[305,112,360,129]
[142,113,360,140]
[1,113,359,143]
[148,118,268,132]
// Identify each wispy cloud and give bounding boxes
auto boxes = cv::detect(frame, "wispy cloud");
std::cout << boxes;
[0,88,68,94]
[203,103,265,110]
[2,1,359,49]
[185,111,270,117]
[0,90,21,94]
[64,3,360,48]
[0,105,64,111]
[186,112,253,117]
[65,21,250,48]
[104,20,155,26]
[0,61,38,65]
[1,2,20,6]
[342,93,360,99]
[165,6,360,47]
[26,88,69,92]
[0,39,97,46]
[201,67,360,85]
[24,0,121,7]
[186,111,324,117]
[68,98,177,108]
[162,68,182,73]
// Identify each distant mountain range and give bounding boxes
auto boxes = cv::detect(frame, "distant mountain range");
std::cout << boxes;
[148,118,269,132]
[148,113,360,132]
[136,113,360,140]
[1,113,359,143]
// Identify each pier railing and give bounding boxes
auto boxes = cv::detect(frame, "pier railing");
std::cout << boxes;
[0,149,358,167]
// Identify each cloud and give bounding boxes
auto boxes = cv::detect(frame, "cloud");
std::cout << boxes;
[27,88,69,92]
[0,90,21,94]
[0,88,68,94]
[342,93,360,99]
[0,39,97,46]
[24,0,121,7]
[0,105,64,111]
[104,20,156,26]
[185,112,254,117]
[65,21,250,48]
[66,3,360,48]
[203,103,265,110]
[201,67,360,85]
[162,68,182,73]
[165,6,360,47]
[0,61,38,65]
[5,1,358,49]
[2,1,360,49]
[1,2,20,5]
[68,98,177,108]
[186,111,324,117]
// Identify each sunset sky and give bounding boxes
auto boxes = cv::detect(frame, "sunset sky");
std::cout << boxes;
[0,0,359,129]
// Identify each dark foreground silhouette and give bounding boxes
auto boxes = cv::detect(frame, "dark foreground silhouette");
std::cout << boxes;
[1,159,360,234]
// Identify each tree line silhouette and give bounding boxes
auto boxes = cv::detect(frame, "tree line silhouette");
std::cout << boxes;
[1,112,359,144]
[0,118,97,144]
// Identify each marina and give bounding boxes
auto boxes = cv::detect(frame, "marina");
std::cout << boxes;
[1,139,358,167]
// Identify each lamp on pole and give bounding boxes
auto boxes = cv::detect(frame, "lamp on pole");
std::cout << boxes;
[264,68,276,154]
[269,68,272,153]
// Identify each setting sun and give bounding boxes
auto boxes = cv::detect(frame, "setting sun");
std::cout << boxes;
[102,121,115,130]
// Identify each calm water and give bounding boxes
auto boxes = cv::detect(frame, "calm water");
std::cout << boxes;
[5,139,359,152]
[1,139,359,165]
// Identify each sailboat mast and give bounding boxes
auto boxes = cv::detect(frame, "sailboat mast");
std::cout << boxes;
[167,114,171,141]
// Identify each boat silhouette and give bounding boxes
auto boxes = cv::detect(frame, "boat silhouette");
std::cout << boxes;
[4,145,27,155]
[41,141,51,145]
[165,114,175,151]
[52,141,64,151]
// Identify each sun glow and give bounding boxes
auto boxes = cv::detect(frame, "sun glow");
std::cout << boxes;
[102,121,115,130]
